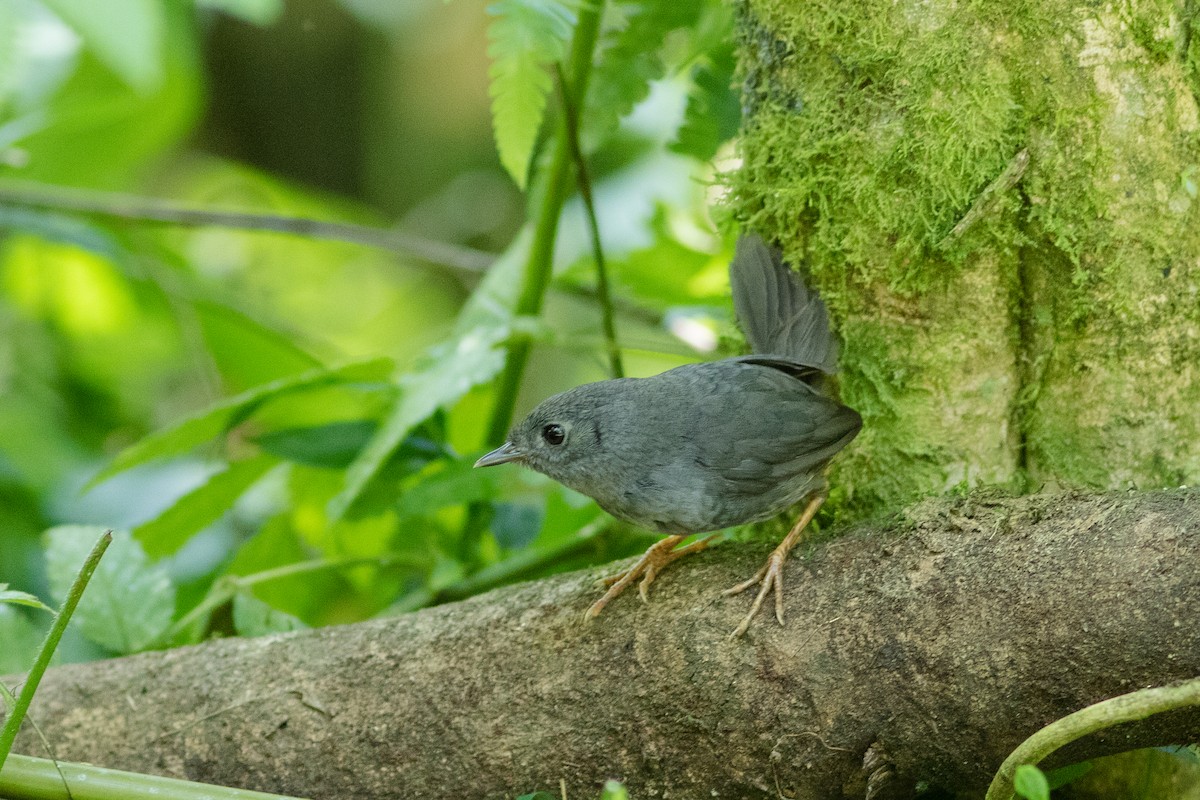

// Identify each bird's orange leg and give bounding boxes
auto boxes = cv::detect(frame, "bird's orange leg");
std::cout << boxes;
[724,493,826,638]
[584,534,716,620]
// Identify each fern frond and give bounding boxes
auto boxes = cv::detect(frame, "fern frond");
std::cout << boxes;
[486,0,578,189]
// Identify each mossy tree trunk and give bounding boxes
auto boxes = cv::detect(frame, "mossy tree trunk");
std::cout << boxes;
[731,0,1200,518]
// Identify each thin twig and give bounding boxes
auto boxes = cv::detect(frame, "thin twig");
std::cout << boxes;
[436,517,633,604]
[0,180,495,274]
[985,677,1200,800]
[936,148,1030,251]
[553,62,623,378]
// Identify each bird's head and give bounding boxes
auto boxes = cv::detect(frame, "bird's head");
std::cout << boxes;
[473,384,610,486]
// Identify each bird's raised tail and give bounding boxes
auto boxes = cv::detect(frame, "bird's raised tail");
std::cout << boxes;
[730,233,839,373]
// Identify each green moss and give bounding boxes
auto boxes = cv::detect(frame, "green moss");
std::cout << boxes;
[733,0,1024,297]
[732,0,1200,517]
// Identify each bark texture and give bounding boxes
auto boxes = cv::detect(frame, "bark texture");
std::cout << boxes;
[6,489,1200,799]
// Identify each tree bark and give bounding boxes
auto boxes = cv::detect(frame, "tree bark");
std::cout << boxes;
[5,489,1199,799]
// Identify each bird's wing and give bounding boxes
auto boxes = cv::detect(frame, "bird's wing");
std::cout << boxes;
[730,233,839,373]
[694,362,861,493]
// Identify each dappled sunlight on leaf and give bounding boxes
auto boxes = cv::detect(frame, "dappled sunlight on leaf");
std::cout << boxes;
[2,237,137,333]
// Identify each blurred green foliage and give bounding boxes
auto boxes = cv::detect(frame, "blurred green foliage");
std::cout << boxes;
[0,0,740,663]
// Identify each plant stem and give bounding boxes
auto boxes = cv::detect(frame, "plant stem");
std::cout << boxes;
[985,678,1200,800]
[0,752,310,800]
[0,530,111,771]
[438,517,620,603]
[0,180,493,274]
[553,62,623,379]
[461,0,607,564]
[167,554,425,642]
[484,0,606,448]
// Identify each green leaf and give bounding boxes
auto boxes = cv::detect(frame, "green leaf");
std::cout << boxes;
[40,0,165,91]
[670,40,739,161]
[329,328,509,520]
[325,232,530,520]
[486,0,577,188]
[1,5,200,188]
[0,605,41,674]
[491,502,544,549]
[396,458,504,518]
[255,420,378,469]
[586,1,700,143]
[90,358,393,486]
[0,2,16,109]
[224,516,344,623]
[194,300,323,393]
[600,780,629,800]
[231,592,307,637]
[515,793,556,800]
[1045,760,1093,788]
[132,454,279,558]
[196,0,284,25]
[0,584,54,614]
[1013,764,1051,800]
[44,526,175,654]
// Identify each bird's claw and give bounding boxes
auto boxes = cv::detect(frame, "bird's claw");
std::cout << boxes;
[726,552,788,638]
[584,534,714,621]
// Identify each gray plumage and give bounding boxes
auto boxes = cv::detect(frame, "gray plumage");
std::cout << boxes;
[731,233,838,374]
[476,233,861,536]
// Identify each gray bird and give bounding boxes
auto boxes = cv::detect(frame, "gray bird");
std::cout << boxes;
[475,233,861,636]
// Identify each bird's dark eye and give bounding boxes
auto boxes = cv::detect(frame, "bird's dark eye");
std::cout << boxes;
[542,423,566,446]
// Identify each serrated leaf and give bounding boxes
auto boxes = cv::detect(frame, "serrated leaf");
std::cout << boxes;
[586,1,701,144]
[44,526,174,654]
[132,454,278,558]
[487,0,576,188]
[90,358,393,486]
[1013,764,1050,800]
[0,583,54,613]
[0,605,42,674]
[232,591,307,637]
[41,0,165,91]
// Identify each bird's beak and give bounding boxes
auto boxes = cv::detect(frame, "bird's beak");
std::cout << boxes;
[474,441,525,468]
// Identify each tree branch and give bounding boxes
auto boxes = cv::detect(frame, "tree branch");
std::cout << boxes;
[5,489,1198,799]
[0,180,495,275]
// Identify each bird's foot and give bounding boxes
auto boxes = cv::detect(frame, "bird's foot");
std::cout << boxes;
[584,534,714,621]
[723,493,826,638]
[723,544,790,638]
